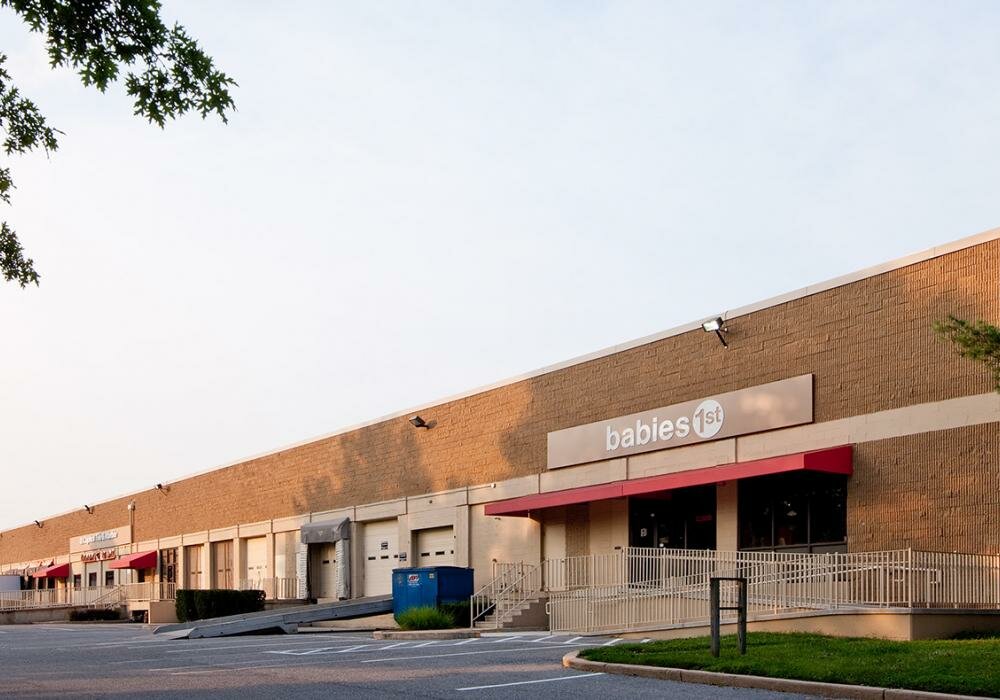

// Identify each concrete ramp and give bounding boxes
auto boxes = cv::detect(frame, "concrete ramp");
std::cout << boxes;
[152,595,393,639]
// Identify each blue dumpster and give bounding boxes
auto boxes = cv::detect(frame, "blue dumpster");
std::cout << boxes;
[392,566,474,619]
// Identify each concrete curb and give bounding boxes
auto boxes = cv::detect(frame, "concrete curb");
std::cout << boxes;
[374,629,481,640]
[561,651,987,700]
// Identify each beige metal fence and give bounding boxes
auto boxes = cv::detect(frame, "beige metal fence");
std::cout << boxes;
[541,548,1000,633]
[239,577,300,600]
[0,584,139,612]
[121,582,176,603]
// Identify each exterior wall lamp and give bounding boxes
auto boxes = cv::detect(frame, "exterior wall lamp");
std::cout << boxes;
[408,415,431,429]
[83,505,94,514]
[702,316,729,348]
[34,520,43,528]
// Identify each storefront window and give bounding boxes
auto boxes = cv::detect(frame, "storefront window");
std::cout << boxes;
[738,472,847,552]
[629,485,717,550]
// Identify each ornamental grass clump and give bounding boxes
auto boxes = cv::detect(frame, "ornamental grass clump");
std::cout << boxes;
[396,605,455,630]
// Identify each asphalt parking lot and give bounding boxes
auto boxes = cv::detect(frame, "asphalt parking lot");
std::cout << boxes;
[0,624,815,698]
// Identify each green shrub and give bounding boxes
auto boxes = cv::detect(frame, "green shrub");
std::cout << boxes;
[396,605,455,630]
[175,589,196,622]
[438,601,470,627]
[174,589,266,622]
[69,608,122,622]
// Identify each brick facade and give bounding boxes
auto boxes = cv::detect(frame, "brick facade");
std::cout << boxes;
[851,423,1000,553]
[2,237,998,563]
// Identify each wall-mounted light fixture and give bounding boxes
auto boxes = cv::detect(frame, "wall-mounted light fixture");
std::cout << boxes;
[702,316,729,348]
[127,501,136,512]
[155,483,168,493]
[34,520,43,528]
[83,505,94,514]
[408,415,430,429]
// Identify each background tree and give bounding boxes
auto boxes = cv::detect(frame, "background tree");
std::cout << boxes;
[934,316,1000,392]
[0,0,235,287]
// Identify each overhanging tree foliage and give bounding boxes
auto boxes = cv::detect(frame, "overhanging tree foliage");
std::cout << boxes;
[0,0,235,287]
[933,315,1000,392]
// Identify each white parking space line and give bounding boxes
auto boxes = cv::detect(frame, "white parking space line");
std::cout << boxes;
[164,638,369,654]
[411,641,438,648]
[602,638,623,646]
[37,627,86,632]
[565,636,582,644]
[380,642,410,649]
[361,643,583,664]
[529,635,556,643]
[451,638,477,645]
[457,673,605,691]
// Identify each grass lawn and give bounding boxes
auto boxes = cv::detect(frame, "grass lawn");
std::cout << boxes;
[580,632,1000,697]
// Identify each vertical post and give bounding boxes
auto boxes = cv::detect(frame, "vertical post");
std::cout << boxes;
[710,577,721,657]
[907,548,913,609]
[737,578,747,655]
[995,554,1000,608]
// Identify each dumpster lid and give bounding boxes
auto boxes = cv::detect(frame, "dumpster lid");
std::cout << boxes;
[301,517,351,544]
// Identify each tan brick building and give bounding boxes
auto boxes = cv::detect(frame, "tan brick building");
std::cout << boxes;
[2,228,999,616]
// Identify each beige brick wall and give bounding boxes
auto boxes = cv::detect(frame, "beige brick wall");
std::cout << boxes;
[2,239,998,564]
[849,423,1000,553]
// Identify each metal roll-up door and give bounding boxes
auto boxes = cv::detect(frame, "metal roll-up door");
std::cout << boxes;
[362,520,398,597]
[415,526,455,566]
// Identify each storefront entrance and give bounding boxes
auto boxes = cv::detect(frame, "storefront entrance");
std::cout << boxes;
[628,484,716,550]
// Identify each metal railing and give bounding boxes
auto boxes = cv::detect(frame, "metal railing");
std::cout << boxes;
[121,582,176,603]
[545,548,1000,633]
[470,561,540,628]
[0,582,180,612]
[238,577,300,600]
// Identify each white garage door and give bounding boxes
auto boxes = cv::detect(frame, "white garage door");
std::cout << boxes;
[309,543,338,600]
[416,526,455,567]
[245,537,268,584]
[363,520,399,597]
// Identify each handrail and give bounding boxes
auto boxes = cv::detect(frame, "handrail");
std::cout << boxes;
[492,564,543,628]
[470,561,530,627]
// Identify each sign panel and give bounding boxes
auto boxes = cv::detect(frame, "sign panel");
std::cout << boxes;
[547,374,813,469]
[81,548,117,563]
[70,525,132,554]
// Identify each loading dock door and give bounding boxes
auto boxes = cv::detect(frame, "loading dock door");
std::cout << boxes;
[416,526,455,567]
[309,543,338,599]
[245,537,267,584]
[363,520,398,597]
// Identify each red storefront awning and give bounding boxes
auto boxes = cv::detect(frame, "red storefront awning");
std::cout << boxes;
[31,563,70,578]
[109,551,157,570]
[485,445,852,517]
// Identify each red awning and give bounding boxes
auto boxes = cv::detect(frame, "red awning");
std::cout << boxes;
[109,551,157,570]
[485,445,852,517]
[31,563,70,578]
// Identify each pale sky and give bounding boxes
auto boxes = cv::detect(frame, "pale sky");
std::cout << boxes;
[1,1,999,531]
